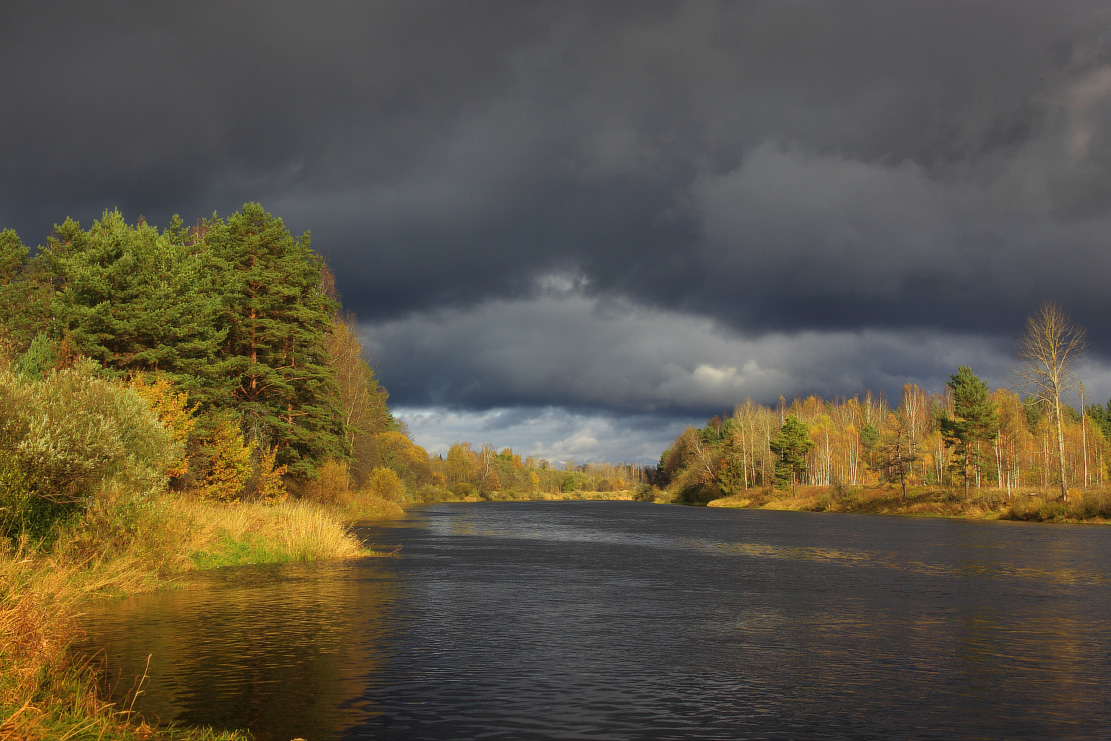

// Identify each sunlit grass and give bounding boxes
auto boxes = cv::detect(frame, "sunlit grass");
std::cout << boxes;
[0,538,248,740]
[179,497,370,567]
[708,484,1111,523]
[0,492,383,739]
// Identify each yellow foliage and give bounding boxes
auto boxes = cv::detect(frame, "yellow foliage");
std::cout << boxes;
[364,467,404,502]
[200,419,253,502]
[129,372,197,478]
[303,458,352,504]
[253,445,289,503]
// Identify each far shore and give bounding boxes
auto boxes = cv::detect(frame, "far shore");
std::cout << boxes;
[703,484,1111,524]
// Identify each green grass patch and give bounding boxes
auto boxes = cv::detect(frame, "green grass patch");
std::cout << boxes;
[189,530,282,569]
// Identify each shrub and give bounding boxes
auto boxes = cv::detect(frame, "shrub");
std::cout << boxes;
[300,457,351,505]
[128,372,197,478]
[450,482,478,499]
[365,467,404,502]
[0,366,176,540]
[13,333,58,381]
[250,445,289,503]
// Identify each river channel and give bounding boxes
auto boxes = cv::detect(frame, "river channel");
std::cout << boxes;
[76,501,1111,739]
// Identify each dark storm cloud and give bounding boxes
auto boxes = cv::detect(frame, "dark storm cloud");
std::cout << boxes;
[5,1,1111,458]
[363,286,1017,415]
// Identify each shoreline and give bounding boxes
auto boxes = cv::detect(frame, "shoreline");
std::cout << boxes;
[704,485,1111,524]
[1,495,396,741]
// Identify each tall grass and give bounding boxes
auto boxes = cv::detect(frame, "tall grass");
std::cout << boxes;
[181,497,369,567]
[0,539,247,740]
[0,493,376,740]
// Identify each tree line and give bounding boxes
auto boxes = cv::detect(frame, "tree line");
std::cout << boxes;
[0,206,646,536]
[656,302,1101,504]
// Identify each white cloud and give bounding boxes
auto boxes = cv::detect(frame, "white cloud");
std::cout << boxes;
[394,405,697,466]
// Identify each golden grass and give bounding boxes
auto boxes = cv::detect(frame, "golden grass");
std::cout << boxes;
[340,493,406,522]
[533,490,637,502]
[0,539,245,740]
[172,497,369,567]
[0,492,384,740]
[707,484,1111,523]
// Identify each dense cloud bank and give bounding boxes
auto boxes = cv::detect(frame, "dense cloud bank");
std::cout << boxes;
[5,1,1111,461]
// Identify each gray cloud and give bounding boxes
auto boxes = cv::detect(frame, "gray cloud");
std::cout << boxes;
[364,282,1020,415]
[5,1,1111,460]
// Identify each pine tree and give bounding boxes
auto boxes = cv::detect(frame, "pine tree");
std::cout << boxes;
[204,204,347,479]
[770,415,814,495]
[0,229,50,362]
[45,210,226,401]
[939,366,998,498]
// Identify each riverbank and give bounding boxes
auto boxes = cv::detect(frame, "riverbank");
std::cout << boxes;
[0,494,396,741]
[706,485,1111,523]
[450,489,638,503]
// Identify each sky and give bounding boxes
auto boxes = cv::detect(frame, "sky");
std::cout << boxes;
[4,1,1111,465]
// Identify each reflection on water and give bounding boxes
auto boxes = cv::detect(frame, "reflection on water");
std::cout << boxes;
[76,559,398,740]
[78,502,1111,739]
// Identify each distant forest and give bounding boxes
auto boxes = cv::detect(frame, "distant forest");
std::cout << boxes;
[657,343,1109,505]
[0,206,644,535]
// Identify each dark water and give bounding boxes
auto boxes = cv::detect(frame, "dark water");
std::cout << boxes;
[76,501,1111,739]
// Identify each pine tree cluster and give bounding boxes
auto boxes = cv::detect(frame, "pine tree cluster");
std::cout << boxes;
[0,204,359,489]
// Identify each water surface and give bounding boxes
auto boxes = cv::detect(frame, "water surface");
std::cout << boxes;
[78,501,1111,739]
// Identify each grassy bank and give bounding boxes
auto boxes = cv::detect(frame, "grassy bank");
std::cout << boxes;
[452,489,638,503]
[1,493,397,741]
[707,485,1111,523]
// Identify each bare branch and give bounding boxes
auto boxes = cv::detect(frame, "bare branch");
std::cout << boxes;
[1015,300,1087,499]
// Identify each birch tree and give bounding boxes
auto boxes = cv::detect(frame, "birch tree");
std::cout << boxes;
[1016,301,1086,500]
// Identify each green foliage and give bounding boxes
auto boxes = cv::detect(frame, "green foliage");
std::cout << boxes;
[18,206,356,487]
[769,415,814,491]
[0,365,177,540]
[205,204,347,478]
[1087,400,1111,441]
[0,228,50,360]
[716,455,746,495]
[44,210,226,401]
[14,333,59,381]
[860,422,880,452]
[1023,395,1045,433]
[938,366,998,495]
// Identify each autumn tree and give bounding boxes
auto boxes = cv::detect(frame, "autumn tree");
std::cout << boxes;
[769,415,814,495]
[326,312,396,485]
[880,411,918,500]
[1016,301,1087,500]
[129,372,198,479]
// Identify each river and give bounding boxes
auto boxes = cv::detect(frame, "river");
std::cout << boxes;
[76,501,1111,739]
